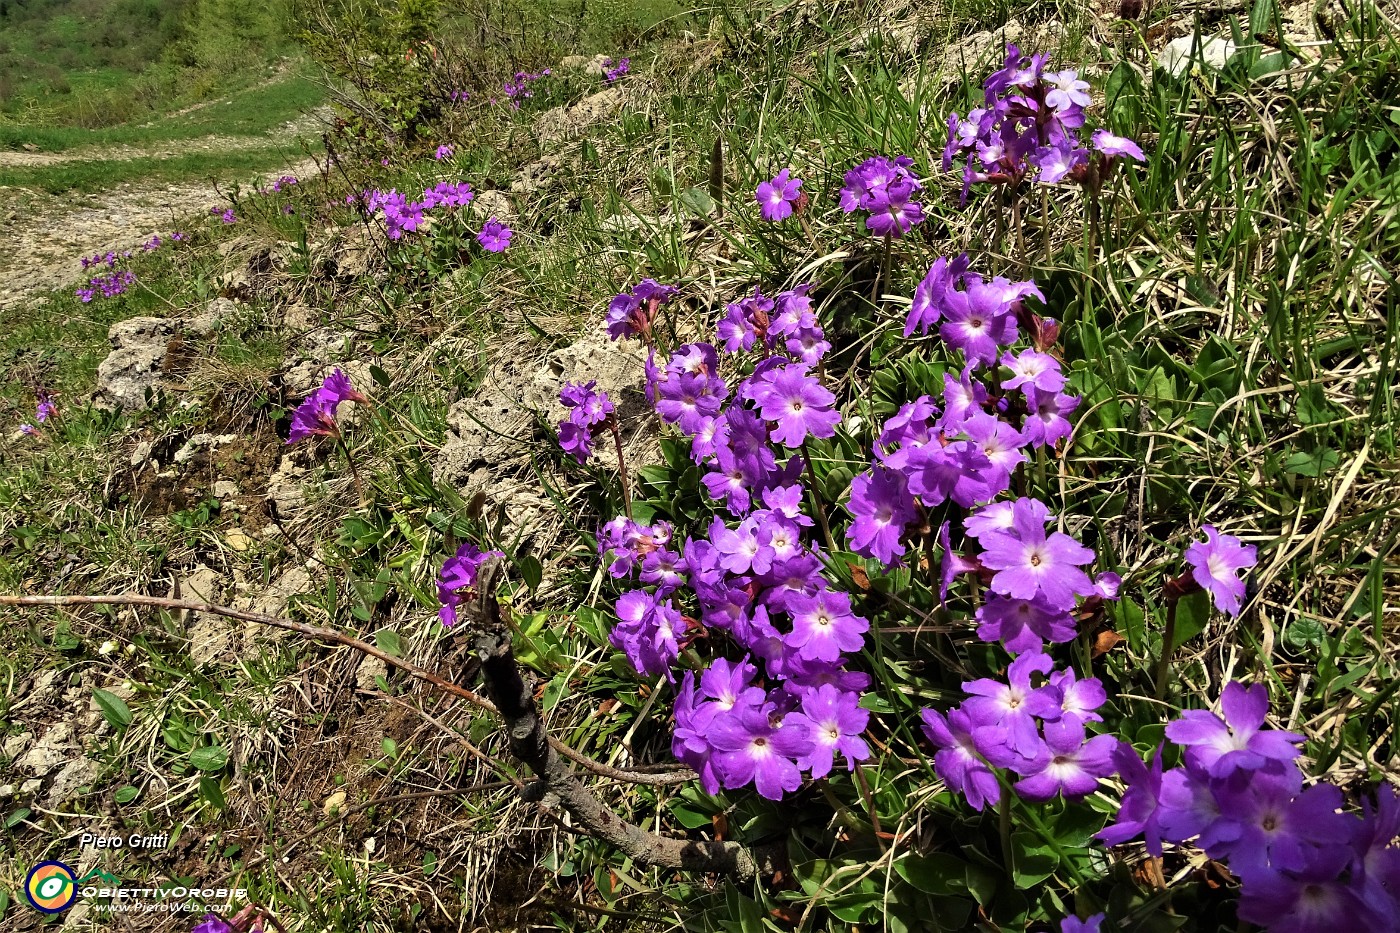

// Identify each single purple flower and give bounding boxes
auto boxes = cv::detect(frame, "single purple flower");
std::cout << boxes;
[751,362,841,447]
[756,169,803,221]
[1060,913,1105,933]
[785,589,870,663]
[1164,680,1304,779]
[1096,742,1168,856]
[435,144,455,160]
[438,542,506,627]
[921,707,1002,811]
[710,706,814,800]
[1184,524,1257,617]
[977,501,1096,610]
[1015,718,1119,802]
[797,684,871,778]
[846,466,917,566]
[477,218,513,252]
[1092,129,1146,162]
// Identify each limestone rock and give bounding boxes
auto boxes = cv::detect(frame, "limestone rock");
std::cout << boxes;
[1158,35,1241,77]
[468,189,515,223]
[16,723,76,774]
[177,564,231,665]
[185,297,237,338]
[46,756,100,805]
[534,87,624,144]
[95,317,173,410]
[267,454,310,518]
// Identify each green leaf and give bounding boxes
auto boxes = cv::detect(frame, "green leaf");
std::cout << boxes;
[92,688,133,729]
[382,738,399,759]
[422,851,438,877]
[1170,591,1211,652]
[895,853,970,895]
[5,808,31,829]
[1284,448,1340,477]
[518,554,543,593]
[114,786,140,804]
[190,745,229,772]
[1286,617,1327,649]
[1010,830,1058,887]
[369,364,391,387]
[678,186,715,217]
[374,628,402,658]
[199,776,226,810]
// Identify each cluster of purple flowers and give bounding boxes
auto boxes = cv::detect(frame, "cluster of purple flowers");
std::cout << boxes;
[286,368,368,444]
[140,232,183,252]
[604,278,679,343]
[602,57,630,83]
[438,542,505,627]
[434,144,455,161]
[921,647,1116,810]
[450,89,469,104]
[586,274,877,800]
[557,380,615,463]
[76,269,136,304]
[81,250,128,270]
[845,257,1078,571]
[1098,680,1400,929]
[942,44,1146,202]
[256,175,299,195]
[360,182,474,240]
[503,68,549,108]
[18,389,57,437]
[211,207,237,224]
[839,155,925,238]
[755,169,805,222]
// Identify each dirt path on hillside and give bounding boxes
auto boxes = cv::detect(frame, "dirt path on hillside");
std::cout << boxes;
[0,154,322,311]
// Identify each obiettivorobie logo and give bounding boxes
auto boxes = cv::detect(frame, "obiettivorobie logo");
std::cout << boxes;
[23,862,118,913]
[24,860,245,915]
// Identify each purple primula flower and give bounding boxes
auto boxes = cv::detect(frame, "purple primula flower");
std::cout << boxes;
[961,411,1027,497]
[963,649,1062,762]
[938,281,1020,365]
[840,155,924,238]
[905,254,972,336]
[1236,843,1379,933]
[606,278,679,342]
[1093,129,1146,162]
[609,589,684,678]
[797,685,871,778]
[751,362,841,447]
[1015,718,1119,802]
[1059,914,1105,933]
[557,380,615,463]
[846,466,917,566]
[1044,70,1092,110]
[976,595,1077,653]
[1208,765,1356,882]
[785,589,870,663]
[1157,759,1226,844]
[287,368,367,444]
[756,169,803,221]
[477,218,513,252]
[192,914,235,933]
[710,705,814,800]
[938,521,981,603]
[1097,743,1168,856]
[1001,348,1066,394]
[921,706,1002,811]
[1020,386,1080,447]
[965,497,1047,542]
[905,439,994,508]
[977,500,1096,610]
[1184,524,1257,617]
[1049,667,1107,724]
[602,57,630,83]
[435,144,455,160]
[1164,681,1304,779]
[438,542,506,627]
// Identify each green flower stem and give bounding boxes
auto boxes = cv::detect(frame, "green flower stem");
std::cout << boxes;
[998,779,1015,878]
[337,433,368,508]
[1155,597,1179,701]
[609,419,634,522]
[801,442,837,554]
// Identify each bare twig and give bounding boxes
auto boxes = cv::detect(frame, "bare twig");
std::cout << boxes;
[0,592,693,786]
[466,557,779,882]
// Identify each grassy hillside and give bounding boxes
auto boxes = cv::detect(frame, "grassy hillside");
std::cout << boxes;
[1,0,1398,931]
[0,0,297,130]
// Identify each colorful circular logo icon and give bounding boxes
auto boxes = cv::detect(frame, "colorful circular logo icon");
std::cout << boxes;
[25,861,78,913]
